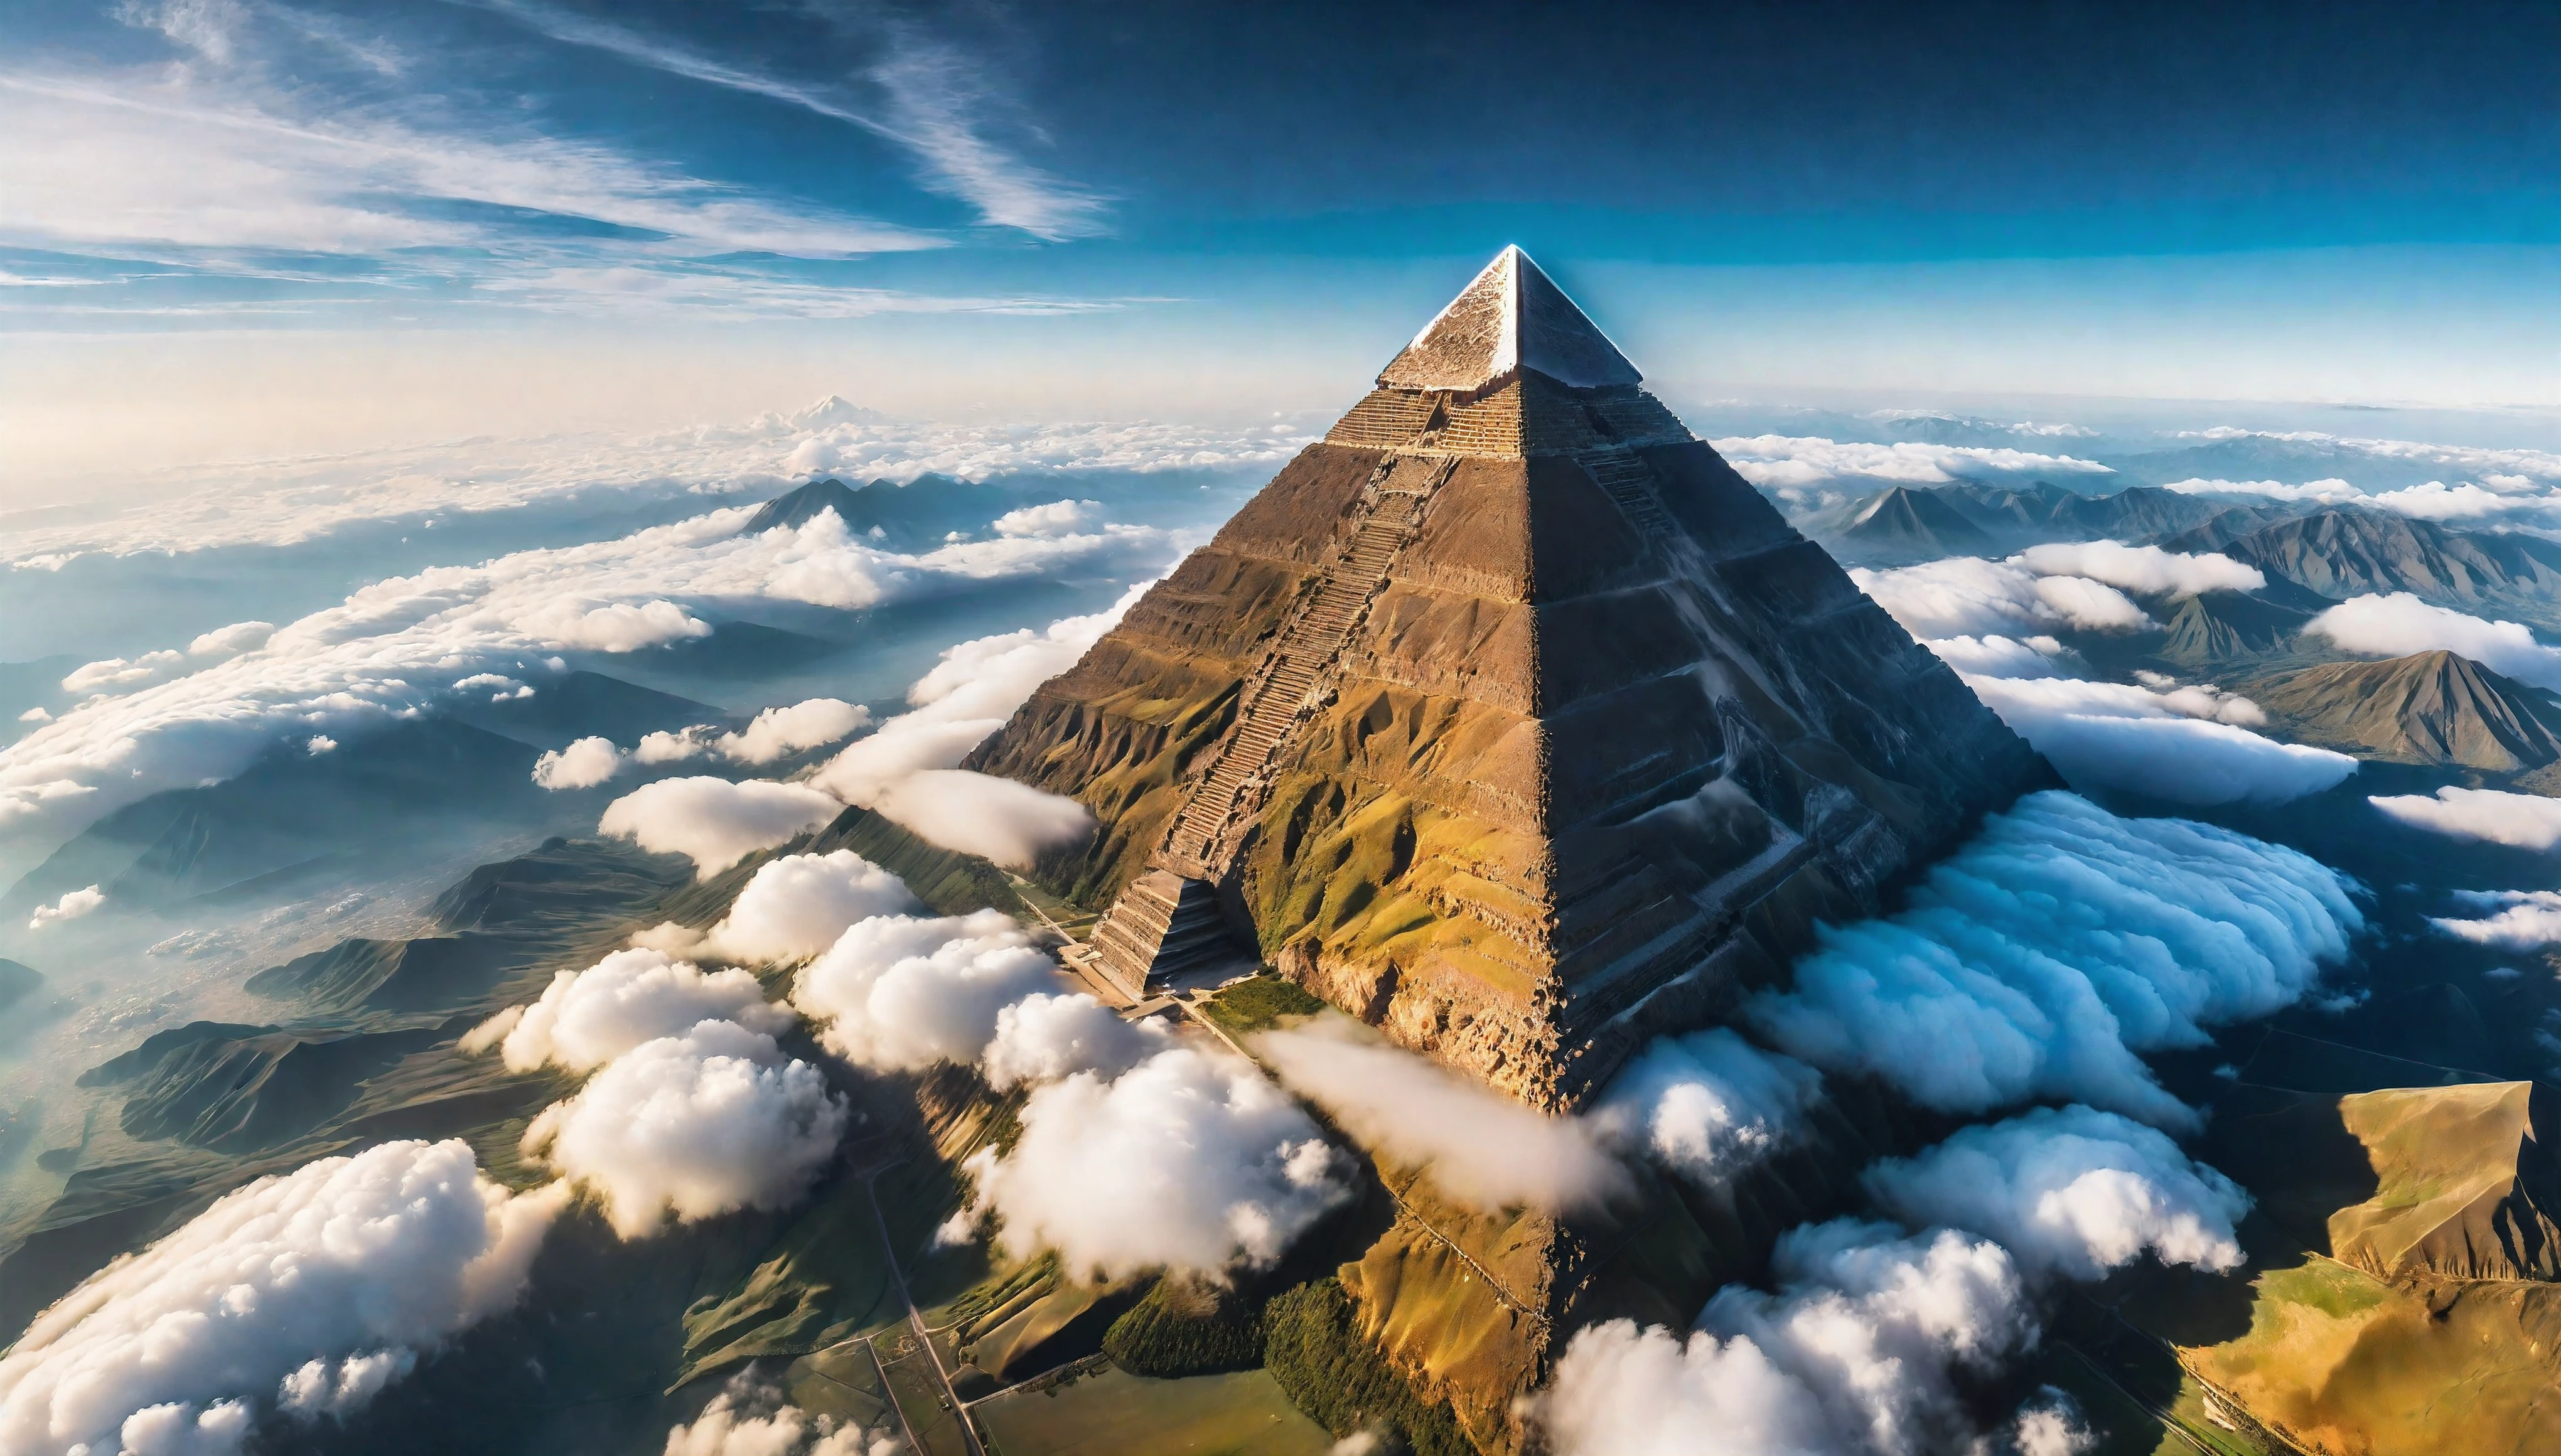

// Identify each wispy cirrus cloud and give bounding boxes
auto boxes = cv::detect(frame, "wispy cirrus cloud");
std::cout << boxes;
[0,0,1109,321]
[457,0,1110,240]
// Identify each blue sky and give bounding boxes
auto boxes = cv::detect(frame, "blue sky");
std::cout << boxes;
[3,0,2555,481]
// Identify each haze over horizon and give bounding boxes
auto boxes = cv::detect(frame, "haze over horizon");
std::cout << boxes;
[4,0,2555,488]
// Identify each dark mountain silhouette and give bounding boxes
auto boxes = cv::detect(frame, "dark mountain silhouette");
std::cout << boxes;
[1834,486,1995,561]
[2173,508,2561,615]
[2156,591,2317,665]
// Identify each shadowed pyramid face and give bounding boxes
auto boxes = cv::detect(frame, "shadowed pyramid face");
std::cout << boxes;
[966,247,2053,1110]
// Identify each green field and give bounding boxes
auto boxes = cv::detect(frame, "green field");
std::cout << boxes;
[975,1366,1336,1456]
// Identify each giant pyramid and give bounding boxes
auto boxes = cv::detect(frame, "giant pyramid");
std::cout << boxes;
[969,246,2053,1108]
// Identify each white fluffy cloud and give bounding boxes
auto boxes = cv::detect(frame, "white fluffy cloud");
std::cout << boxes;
[1919,633,2071,679]
[1861,1106,2250,1281]
[1710,435,2113,489]
[0,1139,562,1456]
[186,620,276,658]
[2305,593,2561,692]
[549,700,874,789]
[1851,558,2149,640]
[692,849,919,965]
[866,769,1095,870]
[491,948,791,1074]
[810,587,1137,862]
[27,883,104,930]
[534,735,625,790]
[983,992,1170,1090]
[790,909,1060,1073]
[599,776,843,875]
[1538,1219,2032,1456]
[664,1380,890,1456]
[0,509,1171,840]
[719,699,872,765]
[62,650,190,696]
[2371,786,2561,850]
[2013,541,2265,597]
[1963,673,2354,805]
[993,498,1105,538]
[1750,791,2360,1130]
[2430,889,2561,947]
[1591,1029,1826,1184]
[1254,1019,1628,1213]
[524,1019,846,1239]
[962,1046,1349,1282]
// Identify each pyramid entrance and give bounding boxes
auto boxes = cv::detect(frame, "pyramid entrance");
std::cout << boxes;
[968,246,2051,1109]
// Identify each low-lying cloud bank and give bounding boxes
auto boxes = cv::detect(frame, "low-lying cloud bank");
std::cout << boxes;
[1537,1101,2247,1456]
[1712,435,2114,490]
[2012,540,2263,597]
[2430,889,2561,948]
[1963,673,2355,805]
[2306,592,2561,692]
[1255,1018,1629,1214]
[0,1139,562,1455]
[3,398,1308,563]
[1851,557,2149,640]
[1862,1105,2249,1281]
[1856,552,2356,805]
[0,506,1168,840]
[811,587,1137,865]
[2372,786,2561,851]
[586,591,1120,881]
[1539,1221,2033,1456]
[1749,791,2360,1130]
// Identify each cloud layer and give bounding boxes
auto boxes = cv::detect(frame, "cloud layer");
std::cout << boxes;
[1540,1220,2032,1456]
[1750,791,2360,1129]
[2306,593,2561,691]
[0,1139,561,1456]
[0,507,1171,840]
[693,849,920,965]
[1255,1019,1629,1213]
[2430,889,2561,948]
[963,1046,1349,1282]
[810,586,1137,863]
[600,777,844,875]
[790,909,1060,1072]
[1591,1028,1827,1185]
[524,1019,846,1238]
[2371,786,2561,850]
[490,948,792,1074]
[1861,1106,2250,1281]
[1963,673,2354,805]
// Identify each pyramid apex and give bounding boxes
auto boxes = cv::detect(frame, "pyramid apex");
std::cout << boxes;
[1377,247,1642,392]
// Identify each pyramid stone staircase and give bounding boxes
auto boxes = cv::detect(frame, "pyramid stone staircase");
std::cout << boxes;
[1085,453,1459,995]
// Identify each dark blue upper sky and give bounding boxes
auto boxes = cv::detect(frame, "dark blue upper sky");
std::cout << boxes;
[3,0,2554,477]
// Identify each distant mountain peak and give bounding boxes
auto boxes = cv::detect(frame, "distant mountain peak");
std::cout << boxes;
[2248,648,2561,770]
[787,395,886,429]
[741,478,880,536]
